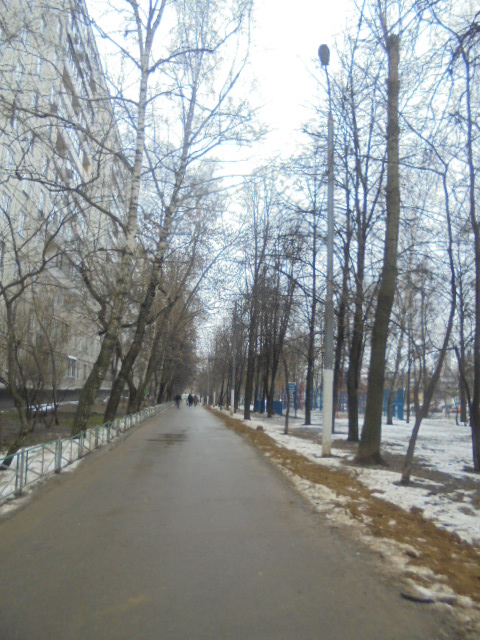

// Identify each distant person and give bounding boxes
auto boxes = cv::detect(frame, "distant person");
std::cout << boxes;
[193,395,198,407]
[187,393,193,407]
[174,394,182,409]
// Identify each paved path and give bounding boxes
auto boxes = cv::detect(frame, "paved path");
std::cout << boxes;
[0,407,458,639]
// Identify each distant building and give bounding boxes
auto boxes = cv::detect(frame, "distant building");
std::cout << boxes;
[0,0,126,402]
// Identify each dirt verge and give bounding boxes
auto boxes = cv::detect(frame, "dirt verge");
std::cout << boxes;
[0,401,126,451]
[210,408,480,636]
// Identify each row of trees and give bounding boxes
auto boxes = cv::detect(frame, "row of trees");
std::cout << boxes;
[200,0,480,478]
[0,0,256,462]
[1,0,479,482]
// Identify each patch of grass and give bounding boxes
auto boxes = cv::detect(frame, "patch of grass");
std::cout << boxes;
[0,402,122,450]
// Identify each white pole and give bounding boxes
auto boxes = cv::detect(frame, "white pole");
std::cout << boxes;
[319,46,334,457]
[322,110,334,457]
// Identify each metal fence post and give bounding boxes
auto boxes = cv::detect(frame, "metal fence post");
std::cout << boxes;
[24,450,29,487]
[14,451,25,496]
[55,438,62,473]
[0,406,164,505]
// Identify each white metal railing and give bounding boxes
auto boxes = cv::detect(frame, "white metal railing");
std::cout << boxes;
[0,404,165,504]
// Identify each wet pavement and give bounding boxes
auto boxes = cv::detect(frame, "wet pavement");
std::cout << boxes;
[0,406,460,639]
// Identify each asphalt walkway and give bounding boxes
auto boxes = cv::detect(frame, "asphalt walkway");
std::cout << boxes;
[0,406,458,639]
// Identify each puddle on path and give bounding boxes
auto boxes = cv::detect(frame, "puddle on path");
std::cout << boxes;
[146,433,188,446]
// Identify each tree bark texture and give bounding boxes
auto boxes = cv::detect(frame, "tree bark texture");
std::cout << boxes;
[1,304,30,468]
[357,34,400,464]
[243,308,257,421]
[305,227,318,426]
[71,5,168,435]
[464,53,480,472]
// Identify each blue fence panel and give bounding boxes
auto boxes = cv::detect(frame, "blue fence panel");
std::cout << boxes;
[255,399,283,416]
[383,388,404,420]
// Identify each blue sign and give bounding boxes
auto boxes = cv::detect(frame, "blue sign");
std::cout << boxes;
[287,383,298,418]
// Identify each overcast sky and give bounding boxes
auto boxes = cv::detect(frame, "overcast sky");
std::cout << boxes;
[248,0,352,158]
[86,0,354,165]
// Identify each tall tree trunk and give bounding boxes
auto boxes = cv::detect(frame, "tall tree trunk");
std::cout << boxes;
[305,230,318,426]
[357,34,400,464]
[304,308,316,426]
[1,303,30,469]
[463,53,480,471]
[71,13,160,435]
[243,314,257,420]
[347,291,363,442]
[104,268,159,422]
[266,275,295,418]
[347,232,368,441]
[471,231,480,470]
[347,209,366,441]
[386,329,403,425]
[333,236,351,433]
[401,300,454,484]
[283,355,290,434]
[103,68,197,423]
[402,200,456,483]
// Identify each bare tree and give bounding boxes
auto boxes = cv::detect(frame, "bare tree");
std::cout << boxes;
[357,2,402,464]
[241,171,273,420]
[70,1,173,433]
[289,147,325,427]
[442,10,480,471]
[401,179,457,483]
[409,1,480,470]
[260,232,300,417]
[336,35,387,443]
[87,0,255,424]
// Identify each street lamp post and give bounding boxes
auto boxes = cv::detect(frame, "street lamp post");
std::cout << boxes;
[231,301,237,415]
[319,44,334,457]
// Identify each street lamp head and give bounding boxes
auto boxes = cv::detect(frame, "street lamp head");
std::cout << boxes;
[318,44,330,67]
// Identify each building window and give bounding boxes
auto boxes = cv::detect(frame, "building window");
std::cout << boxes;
[11,107,18,131]
[17,209,26,236]
[49,85,56,108]
[6,147,15,169]
[67,356,77,378]
[15,61,24,88]
[38,189,45,217]
[20,28,29,49]
[41,156,50,178]
[1,193,11,213]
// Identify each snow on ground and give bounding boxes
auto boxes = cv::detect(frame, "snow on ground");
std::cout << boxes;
[227,410,480,547]
[1,405,478,549]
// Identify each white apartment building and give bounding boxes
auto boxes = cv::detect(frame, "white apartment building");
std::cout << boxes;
[0,0,126,403]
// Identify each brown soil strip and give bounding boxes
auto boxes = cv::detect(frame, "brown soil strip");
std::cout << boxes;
[211,409,480,604]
